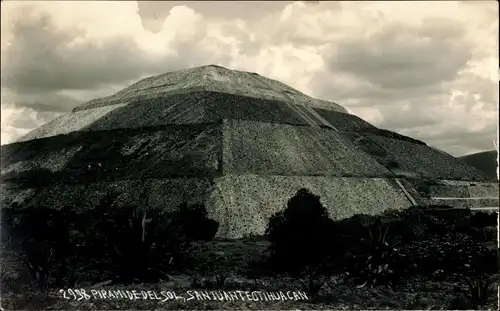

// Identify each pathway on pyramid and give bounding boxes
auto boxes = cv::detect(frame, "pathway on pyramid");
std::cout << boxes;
[1,65,497,238]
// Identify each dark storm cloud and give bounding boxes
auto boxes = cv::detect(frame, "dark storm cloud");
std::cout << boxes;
[307,17,473,107]
[306,14,496,157]
[327,19,471,90]
[2,90,80,113]
[373,90,497,157]
[308,70,446,108]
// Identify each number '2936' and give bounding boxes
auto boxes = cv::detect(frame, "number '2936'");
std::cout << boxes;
[59,289,92,300]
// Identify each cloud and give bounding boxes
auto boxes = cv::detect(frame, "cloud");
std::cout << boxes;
[138,1,295,24]
[0,1,255,143]
[2,88,80,112]
[0,103,49,144]
[330,20,471,90]
[0,0,498,157]
[1,2,210,94]
[305,1,498,156]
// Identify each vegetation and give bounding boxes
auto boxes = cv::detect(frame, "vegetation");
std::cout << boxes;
[266,188,336,275]
[470,211,498,228]
[1,195,219,288]
[1,187,498,309]
[264,188,498,306]
[344,219,403,289]
[465,276,496,308]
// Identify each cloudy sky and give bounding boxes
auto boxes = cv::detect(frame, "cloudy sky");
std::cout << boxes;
[1,1,498,156]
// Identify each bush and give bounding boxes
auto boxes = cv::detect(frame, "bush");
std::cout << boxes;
[3,196,219,286]
[382,206,460,243]
[339,206,497,284]
[396,232,497,278]
[424,205,471,226]
[470,211,498,228]
[266,188,336,275]
[345,219,403,289]
[172,203,220,241]
[87,200,219,283]
[4,205,73,289]
[464,276,496,308]
[297,267,329,297]
[450,276,497,309]
[194,253,232,290]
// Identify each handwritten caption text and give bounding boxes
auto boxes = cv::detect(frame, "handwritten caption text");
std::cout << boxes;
[58,289,309,303]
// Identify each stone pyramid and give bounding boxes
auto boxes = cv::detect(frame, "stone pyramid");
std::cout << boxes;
[1,65,497,238]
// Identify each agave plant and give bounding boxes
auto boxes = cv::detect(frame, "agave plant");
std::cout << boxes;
[110,204,165,282]
[213,272,229,289]
[355,252,397,289]
[23,240,54,290]
[347,219,403,290]
[366,218,392,248]
[465,276,495,308]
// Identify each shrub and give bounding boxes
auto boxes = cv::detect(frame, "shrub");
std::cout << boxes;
[201,273,229,290]
[297,266,329,297]
[4,204,100,289]
[22,240,53,290]
[189,275,204,288]
[333,206,497,283]
[448,295,474,310]
[90,201,219,283]
[4,195,219,286]
[99,204,168,283]
[386,206,452,242]
[449,276,497,309]
[470,211,498,228]
[396,232,498,278]
[172,203,219,241]
[464,276,495,308]
[195,253,232,290]
[266,188,336,275]
[5,205,73,289]
[345,219,403,289]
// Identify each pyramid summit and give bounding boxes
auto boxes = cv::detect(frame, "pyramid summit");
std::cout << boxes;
[1,65,497,238]
[19,64,349,140]
[75,64,349,114]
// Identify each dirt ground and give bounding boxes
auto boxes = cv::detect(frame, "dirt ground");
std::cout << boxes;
[1,239,499,310]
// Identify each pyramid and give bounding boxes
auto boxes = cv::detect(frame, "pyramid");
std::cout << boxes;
[1,65,498,238]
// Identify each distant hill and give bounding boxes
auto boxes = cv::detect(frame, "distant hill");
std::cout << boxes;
[459,150,498,180]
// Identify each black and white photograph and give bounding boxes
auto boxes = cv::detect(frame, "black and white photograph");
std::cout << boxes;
[0,0,499,310]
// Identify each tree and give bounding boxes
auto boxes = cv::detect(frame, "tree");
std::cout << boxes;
[266,188,336,275]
